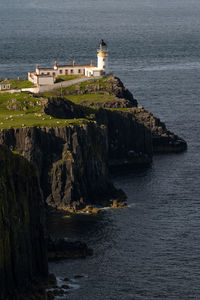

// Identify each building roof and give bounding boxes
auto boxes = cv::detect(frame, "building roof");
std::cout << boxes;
[100,39,107,47]
[0,82,11,85]
[98,39,108,51]
[58,64,91,68]
[29,72,53,77]
[38,68,54,71]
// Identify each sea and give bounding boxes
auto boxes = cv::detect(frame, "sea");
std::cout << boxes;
[0,0,200,299]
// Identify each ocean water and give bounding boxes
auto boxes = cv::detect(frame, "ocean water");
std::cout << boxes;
[1,0,200,299]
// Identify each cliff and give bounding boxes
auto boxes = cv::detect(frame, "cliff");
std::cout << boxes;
[95,108,152,169]
[0,145,48,299]
[132,106,187,153]
[0,123,131,209]
[0,76,187,210]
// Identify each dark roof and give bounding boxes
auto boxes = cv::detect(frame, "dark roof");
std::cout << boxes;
[99,39,107,47]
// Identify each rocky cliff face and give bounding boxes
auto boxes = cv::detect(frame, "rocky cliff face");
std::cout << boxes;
[95,108,153,169]
[0,76,187,210]
[0,145,48,300]
[0,111,152,209]
[133,106,187,153]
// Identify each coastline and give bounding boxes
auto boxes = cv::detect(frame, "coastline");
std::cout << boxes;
[0,75,187,299]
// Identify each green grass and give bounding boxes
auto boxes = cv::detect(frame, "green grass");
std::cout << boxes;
[0,92,89,129]
[2,79,35,89]
[66,94,117,105]
[107,107,137,112]
[0,76,118,130]
[12,150,20,155]
[55,75,83,83]
[43,76,113,97]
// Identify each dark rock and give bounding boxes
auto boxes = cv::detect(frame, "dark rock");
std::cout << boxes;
[61,284,70,289]
[106,76,138,106]
[47,236,93,260]
[74,275,84,279]
[133,108,187,153]
[95,108,153,169]
[63,277,70,282]
[0,145,48,299]
[48,273,57,286]
[47,291,55,300]
[43,97,85,119]
[48,289,65,297]
[0,123,127,209]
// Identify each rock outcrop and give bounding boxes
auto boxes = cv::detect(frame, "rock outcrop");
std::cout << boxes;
[133,106,187,153]
[0,145,48,300]
[95,108,153,169]
[0,123,127,209]
[47,237,93,260]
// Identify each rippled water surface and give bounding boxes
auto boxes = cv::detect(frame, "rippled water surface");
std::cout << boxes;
[1,0,200,298]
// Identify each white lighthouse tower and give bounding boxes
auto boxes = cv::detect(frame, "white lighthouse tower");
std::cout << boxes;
[97,39,108,73]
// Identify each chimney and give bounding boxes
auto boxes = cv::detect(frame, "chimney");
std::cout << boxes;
[90,60,94,66]
[54,61,58,70]
[73,60,76,67]
[36,64,40,75]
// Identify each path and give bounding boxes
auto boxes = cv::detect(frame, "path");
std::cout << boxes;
[0,76,103,94]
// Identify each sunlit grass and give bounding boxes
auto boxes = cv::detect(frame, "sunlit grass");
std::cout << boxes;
[0,92,89,129]
[1,79,35,89]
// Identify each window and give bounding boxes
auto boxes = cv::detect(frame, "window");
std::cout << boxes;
[60,70,63,74]
[78,69,81,74]
[53,72,55,76]
[70,69,73,74]
[47,72,50,75]
[103,58,105,62]
[103,65,105,69]
[65,70,68,75]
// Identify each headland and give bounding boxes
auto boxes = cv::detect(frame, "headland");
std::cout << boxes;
[0,73,187,299]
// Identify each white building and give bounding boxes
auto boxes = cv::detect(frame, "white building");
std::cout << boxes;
[28,40,108,86]
[0,82,11,91]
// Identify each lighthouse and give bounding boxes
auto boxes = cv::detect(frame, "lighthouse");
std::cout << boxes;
[28,40,108,84]
[97,39,108,73]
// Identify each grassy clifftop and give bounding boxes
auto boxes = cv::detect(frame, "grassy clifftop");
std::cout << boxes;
[0,76,136,130]
[0,75,187,154]
[0,91,89,129]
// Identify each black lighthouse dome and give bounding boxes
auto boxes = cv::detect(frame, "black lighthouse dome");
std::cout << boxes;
[98,39,108,52]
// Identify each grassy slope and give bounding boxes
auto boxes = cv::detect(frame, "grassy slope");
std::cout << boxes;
[43,76,119,106]
[2,79,35,89]
[43,77,112,97]
[0,76,131,130]
[0,92,88,129]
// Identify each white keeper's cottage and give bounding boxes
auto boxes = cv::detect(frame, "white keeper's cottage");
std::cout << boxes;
[0,82,11,91]
[28,40,108,86]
